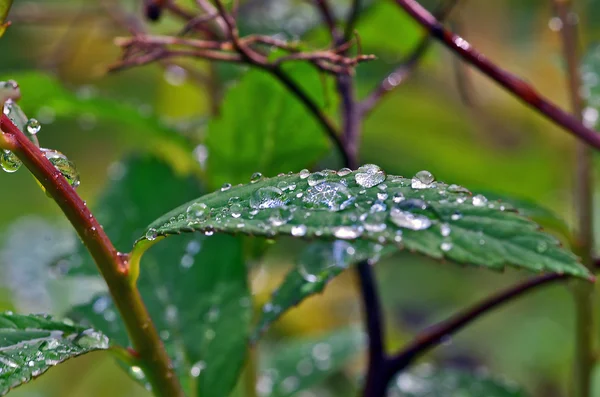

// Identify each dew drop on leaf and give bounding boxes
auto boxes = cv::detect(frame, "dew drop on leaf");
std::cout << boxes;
[146,228,158,241]
[337,167,352,176]
[307,171,327,186]
[302,182,354,211]
[332,225,363,239]
[441,241,453,252]
[299,169,310,179]
[291,224,307,237]
[440,223,451,237]
[355,164,386,188]
[221,183,232,191]
[472,194,488,207]
[390,208,432,230]
[250,186,286,209]
[250,172,263,183]
[411,170,435,189]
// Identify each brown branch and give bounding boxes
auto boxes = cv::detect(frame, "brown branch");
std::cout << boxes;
[0,115,183,396]
[383,273,570,386]
[359,0,460,116]
[392,0,600,151]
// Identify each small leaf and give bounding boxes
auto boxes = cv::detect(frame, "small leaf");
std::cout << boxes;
[259,328,365,397]
[206,65,330,189]
[253,241,396,340]
[139,166,589,279]
[0,312,109,396]
[389,364,528,396]
[65,157,250,397]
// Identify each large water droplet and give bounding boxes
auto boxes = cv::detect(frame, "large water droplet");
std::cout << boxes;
[307,172,327,186]
[250,186,286,209]
[472,194,488,207]
[26,118,41,135]
[390,208,432,230]
[411,170,434,189]
[302,181,354,211]
[41,149,80,188]
[355,164,386,188]
[146,228,158,241]
[250,172,263,183]
[1,150,21,173]
[187,202,208,220]
[299,169,310,179]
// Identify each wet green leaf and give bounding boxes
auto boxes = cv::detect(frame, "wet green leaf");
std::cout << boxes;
[139,166,589,279]
[206,65,331,189]
[389,364,528,396]
[0,312,109,396]
[0,72,197,174]
[259,328,364,397]
[66,157,250,397]
[253,241,396,340]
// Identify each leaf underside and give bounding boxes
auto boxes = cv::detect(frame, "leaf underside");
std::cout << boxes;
[140,166,588,279]
[0,312,109,396]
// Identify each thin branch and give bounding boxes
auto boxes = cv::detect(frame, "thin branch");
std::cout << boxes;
[356,261,387,397]
[384,273,569,384]
[393,0,600,151]
[314,0,340,38]
[344,0,361,42]
[359,0,460,116]
[0,115,183,396]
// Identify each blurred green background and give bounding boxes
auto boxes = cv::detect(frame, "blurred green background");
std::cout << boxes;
[1,0,600,396]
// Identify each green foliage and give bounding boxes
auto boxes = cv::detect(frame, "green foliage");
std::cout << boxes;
[0,0,12,37]
[389,365,528,396]
[254,241,396,340]
[0,312,108,396]
[66,157,250,397]
[0,72,197,174]
[259,328,364,397]
[206,66,331,189]
[140,166,589,278]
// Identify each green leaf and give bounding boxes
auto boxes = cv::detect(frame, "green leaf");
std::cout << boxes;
[253,241,396,340]
[0,312,109,396]
[139,166,589,279]
[206,66,330,189]
[66,157,250,397]
[259,328,364,397]
[475,191,571,240]
[389,365,528,396]
[0,72,197,174]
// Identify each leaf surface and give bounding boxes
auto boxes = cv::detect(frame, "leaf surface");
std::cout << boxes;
[0,312,109,396]
[140,166,589,279]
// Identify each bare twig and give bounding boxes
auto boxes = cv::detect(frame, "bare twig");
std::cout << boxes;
[393,0,600,151]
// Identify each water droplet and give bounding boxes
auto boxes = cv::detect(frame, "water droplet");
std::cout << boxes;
[41,149,80,188]
[332,225,363,239]
[1,150,22,173]
[187,202,208,219]
[269,207,293,226]
[355,164,386,188]
[291,224,307,237]
[303,182,354,211]
[390,208,432,230]
[250,186,286,209]
[337,167,352,176]
[537,241,548,253]
[146,228,158,241]
[450,211,462,221]
[221,183,232,191]
[230,203,243,218]
[472,194,488,207]
[392,192,405,203]
[299,169,310,179]
[441,241,453,252]
[298,241,355,282]
[448,184,471,194]
[25,118,41,135]
[411,170,435,189]
[307,171,327,186]
[364,211,387,233]
[440,223,451,237]
[250,172,263,183]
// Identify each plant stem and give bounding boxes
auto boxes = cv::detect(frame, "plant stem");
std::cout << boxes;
[552,1,595,396]
[384,273,568,384]
[0,115,183,397]
[393,0,600,151]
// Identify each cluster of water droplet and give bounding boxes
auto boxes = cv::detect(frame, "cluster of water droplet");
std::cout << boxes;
[0,312,108,391]
[144,165,507,264]
[1,80,80,189]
